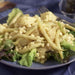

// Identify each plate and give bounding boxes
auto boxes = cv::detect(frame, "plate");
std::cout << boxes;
[0,12,75,70]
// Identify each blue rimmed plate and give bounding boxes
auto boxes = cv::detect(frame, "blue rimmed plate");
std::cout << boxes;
[0,11,75,70]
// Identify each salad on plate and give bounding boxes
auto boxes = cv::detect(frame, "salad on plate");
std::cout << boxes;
[0,8,75,67]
